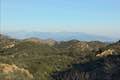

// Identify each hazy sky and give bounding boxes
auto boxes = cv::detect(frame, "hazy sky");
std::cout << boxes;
[1,0,120,38]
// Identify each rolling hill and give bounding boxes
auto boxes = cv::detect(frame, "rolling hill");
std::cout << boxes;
[0,34,120,80]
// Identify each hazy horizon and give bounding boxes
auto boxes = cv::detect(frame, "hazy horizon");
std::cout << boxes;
[1,0,120,39]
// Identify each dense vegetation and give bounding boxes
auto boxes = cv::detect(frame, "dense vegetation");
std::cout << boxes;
[0,34,120,80]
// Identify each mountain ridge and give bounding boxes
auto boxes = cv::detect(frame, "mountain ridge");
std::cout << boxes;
[2,32,117,42]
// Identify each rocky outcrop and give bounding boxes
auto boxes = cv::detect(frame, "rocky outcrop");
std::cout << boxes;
[0,64,33,80]
[0,34,16,49]
[96,49,118,57]
[66,41,91,52]
[3,44,15,49]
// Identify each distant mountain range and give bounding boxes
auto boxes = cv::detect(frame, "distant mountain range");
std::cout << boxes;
[2,31,118,41]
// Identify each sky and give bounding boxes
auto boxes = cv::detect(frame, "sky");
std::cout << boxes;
[0,0,120,38]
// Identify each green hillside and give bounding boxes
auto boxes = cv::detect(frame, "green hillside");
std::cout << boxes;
[0,34,120,80]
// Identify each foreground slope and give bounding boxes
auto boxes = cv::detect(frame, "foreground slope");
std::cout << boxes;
[0,34,120,80]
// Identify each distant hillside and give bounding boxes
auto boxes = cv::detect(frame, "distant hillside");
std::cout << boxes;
[23,38,57,46]
[0,34,120,80]
[3,32,116,41]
